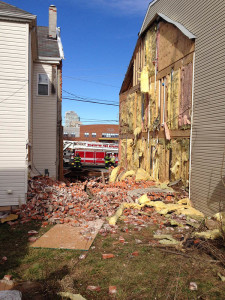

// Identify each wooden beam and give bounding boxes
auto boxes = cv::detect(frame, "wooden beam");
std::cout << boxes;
[0,206,11,212]
[119,129,190,140]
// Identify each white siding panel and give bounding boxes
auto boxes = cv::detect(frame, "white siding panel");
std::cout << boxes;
[32,63,57,178]
[0,21,29,206]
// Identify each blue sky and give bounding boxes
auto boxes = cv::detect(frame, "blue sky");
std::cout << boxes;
[6,0,150,125]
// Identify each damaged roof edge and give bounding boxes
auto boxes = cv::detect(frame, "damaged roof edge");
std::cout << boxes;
[120,8,196,94]
[140,11,196,39]
[157,13,196,39]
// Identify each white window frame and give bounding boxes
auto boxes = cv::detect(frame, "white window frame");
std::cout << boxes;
[37,73,49,96]
[92,132,97,137]
[84,132,89,137]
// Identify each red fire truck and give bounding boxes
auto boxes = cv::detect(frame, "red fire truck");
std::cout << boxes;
[63,141,119,166]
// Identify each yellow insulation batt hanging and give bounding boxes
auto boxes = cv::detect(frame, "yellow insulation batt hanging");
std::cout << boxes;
[127,139,134,170]
[144,25,157,77]
[140,66,149,93]
[167,70,180,130]
[134,127,142,144]
[109,166,121,183]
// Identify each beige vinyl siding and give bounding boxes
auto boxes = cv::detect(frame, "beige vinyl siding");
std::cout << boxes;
[32,63,57,178]
[139,0,225,215]
[0,21,29,206]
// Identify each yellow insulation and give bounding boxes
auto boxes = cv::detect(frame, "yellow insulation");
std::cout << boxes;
[119,24,190,186]
[167,70,180,130]
[108,194,204,226]
[120,170,135,181]
[135,168,152,181]
[109,166,121,183]
[140,66,149,93]
[144,25,157,77]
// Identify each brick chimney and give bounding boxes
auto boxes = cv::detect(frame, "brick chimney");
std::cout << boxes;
[49,5,57,39]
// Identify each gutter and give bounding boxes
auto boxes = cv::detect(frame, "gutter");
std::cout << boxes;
[0,15,36,27]
[36,57,62,64]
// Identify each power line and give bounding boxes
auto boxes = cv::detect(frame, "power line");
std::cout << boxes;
[64,73,124,78]
[0,82,28,105]
[63,97,119,107]
[63,76,120,88]
[62,89,118,104]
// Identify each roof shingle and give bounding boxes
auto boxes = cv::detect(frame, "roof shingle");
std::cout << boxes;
[37,26,60,58]
[0,1,36,20]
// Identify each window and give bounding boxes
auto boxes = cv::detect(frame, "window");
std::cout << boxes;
[38,74,49,95]
[92,133,96,137]
[84,132,89,137]
[102,133,119,138]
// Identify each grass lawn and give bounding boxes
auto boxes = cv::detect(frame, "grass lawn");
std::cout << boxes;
[0,221,225,299]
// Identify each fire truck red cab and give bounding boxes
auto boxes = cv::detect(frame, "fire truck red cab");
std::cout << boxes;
[64,141,118,166]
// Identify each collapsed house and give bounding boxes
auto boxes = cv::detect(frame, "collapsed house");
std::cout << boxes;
[0,2,64,208]
[119,0,225,215]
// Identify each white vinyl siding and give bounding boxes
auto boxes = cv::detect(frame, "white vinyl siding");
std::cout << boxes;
[0,21,29,206]
[32,63,57,178]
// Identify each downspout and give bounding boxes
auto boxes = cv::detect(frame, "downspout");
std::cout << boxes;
[189,52,195,199]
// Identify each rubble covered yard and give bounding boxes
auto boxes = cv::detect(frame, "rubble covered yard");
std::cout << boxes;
[0,172,225,299]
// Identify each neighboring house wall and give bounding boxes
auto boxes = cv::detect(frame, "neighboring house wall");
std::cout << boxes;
[121,0,225,215]
[0,21,29,206]
[120,20,193,186]
[32,63,57,178]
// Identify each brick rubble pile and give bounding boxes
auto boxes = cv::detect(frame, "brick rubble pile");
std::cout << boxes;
[11,176,187,228]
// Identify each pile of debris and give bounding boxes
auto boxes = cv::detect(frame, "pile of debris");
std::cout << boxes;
[6,176,175,227]
[2,173,224,249]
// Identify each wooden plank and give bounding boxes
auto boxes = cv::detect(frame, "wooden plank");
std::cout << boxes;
[120,129,190,140]
[0,206,11,212]
[31,220,103,251]
[157,53,194,81]
[158,22,195,72]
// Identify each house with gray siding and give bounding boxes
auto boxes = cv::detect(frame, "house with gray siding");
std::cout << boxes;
[119,0,225,215]
[0,2,64,208]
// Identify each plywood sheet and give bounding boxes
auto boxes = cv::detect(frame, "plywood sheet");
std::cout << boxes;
[158,22,195,72]
[31,220,103,250]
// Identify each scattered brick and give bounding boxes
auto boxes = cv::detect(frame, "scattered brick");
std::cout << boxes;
[109,286,117,295]
[3,275,12,281]
[28,237,37,243]
[87,285,101,292]
[102,254,115,259]
[28,230,38,236]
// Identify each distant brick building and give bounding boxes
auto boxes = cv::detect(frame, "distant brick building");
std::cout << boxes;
[64,124,119,143]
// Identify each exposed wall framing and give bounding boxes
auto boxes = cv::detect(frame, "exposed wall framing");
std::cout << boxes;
[119,18,194,186]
